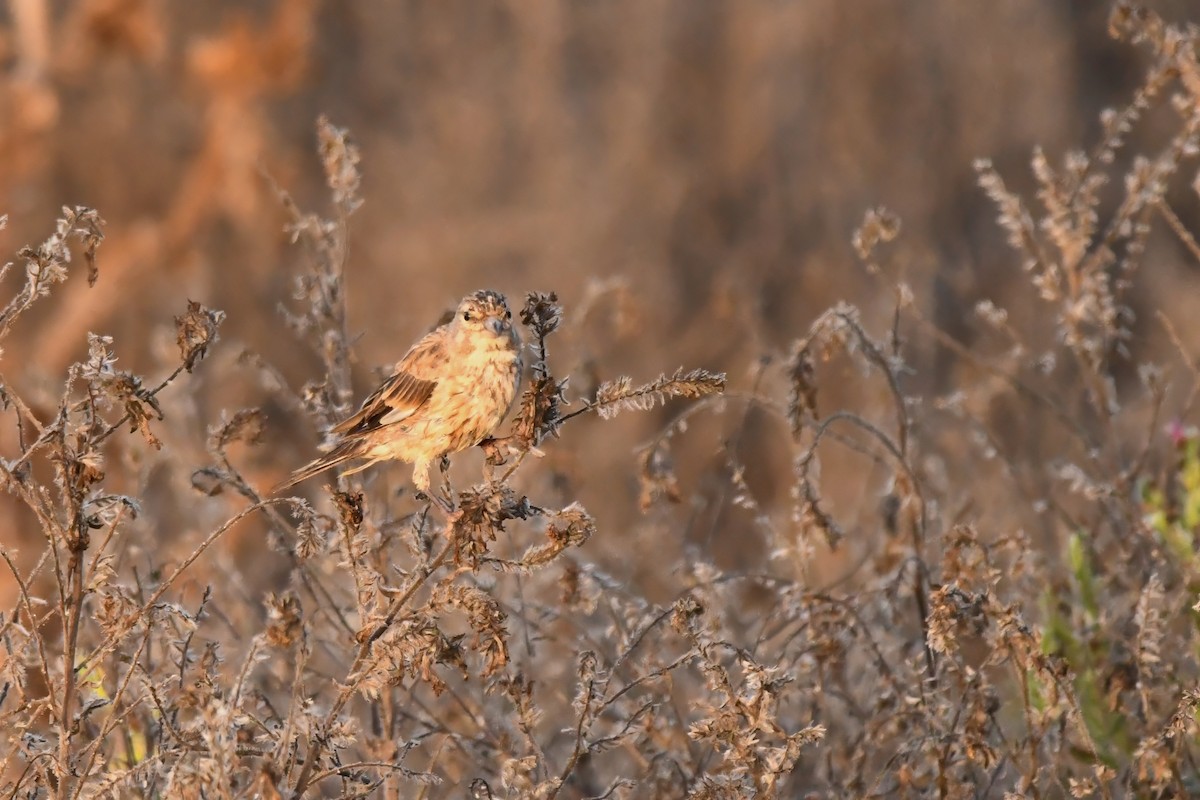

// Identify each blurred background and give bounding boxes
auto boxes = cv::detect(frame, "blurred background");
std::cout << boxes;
[2,0,1199,587]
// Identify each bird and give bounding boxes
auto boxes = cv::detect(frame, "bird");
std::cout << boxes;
[276,289,523,511]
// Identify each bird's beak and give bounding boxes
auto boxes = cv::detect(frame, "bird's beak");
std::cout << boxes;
[486,317,506,335]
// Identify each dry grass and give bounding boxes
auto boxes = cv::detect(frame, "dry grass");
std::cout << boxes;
[4,2,1200,798]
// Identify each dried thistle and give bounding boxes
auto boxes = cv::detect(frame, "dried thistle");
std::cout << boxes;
[333,488,364,531]
[590,368,726,420]
[106,372,165,449]
[508,502,596,569]
[449,483,532,568]
[520,290,563,375]
[509,373,569,450]
[175,300,225,373]
[428,584,510,678]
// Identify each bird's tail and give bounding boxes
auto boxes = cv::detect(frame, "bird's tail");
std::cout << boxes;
[273,440,363,494]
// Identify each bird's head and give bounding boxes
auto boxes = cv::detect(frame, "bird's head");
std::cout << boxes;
[454,289,514,338]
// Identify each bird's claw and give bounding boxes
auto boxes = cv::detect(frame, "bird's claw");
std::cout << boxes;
[415,490,456,515]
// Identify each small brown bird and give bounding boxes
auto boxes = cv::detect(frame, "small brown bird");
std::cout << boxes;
[277,290,522,509]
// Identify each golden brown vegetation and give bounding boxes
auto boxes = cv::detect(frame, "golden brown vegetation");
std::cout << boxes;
[4,2,1200,798]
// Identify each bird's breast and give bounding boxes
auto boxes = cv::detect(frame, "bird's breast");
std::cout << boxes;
[451,341,520,404]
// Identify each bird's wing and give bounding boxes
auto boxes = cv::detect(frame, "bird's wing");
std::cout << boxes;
[331,331,445,436]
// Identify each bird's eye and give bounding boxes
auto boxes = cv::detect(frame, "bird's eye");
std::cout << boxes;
[505,309,512,320]
[463,311,471,321]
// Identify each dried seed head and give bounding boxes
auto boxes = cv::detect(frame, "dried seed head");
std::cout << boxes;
[785,344,819,436]
[638,442,682,511]
[547,502,595,548]
[293,510,329,561]
[592,368,726,420]
[520,291,562,343]
[317,115,363,215]
[853,206,901,260]
[175,300,225,372]
[450,484,532,568]
[510,375,568,449]
[264,592,303,649]
[207,408,265,452]
[333,489,364,531]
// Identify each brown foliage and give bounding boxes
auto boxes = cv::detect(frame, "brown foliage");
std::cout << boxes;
[5,3,1200,799]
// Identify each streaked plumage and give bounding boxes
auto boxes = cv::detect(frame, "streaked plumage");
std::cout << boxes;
[277,290,522,508]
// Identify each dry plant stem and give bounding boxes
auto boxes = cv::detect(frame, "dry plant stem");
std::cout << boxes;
[97,362,188,445]
[497,450,530,484]
[174,586,211,689]
[944,406,1082,537]
[10,482,70,611]
[1052,676,1113,800]
[84,505,127,579]
[76,499,288,675]
[794,309,911,458]
[412,736,448,800]
[7,753,55,799]
[489,595,609,665]
[0,284,48,344]
[1082,61,1173,177]
[804,411,934,675]
[808,592,903,695]
[404,694,483,759]
[0,546,52,641]
[231,636,263,710]
[56,519,86,800]
[90,753,167,798]
[1,384,46,442]
[6,362,188,477]
[1013,656,1043,800]
[336,503,371,618]
[601,653,692,715]
[311,213,354,409]
[936,692,973,798]
[0,550,54,718]
[308,760,421,790]
[266,153,356,414]
[216,455,356,637]
[1158,200,1200,265]
[145,682,199,752]
[1119,374,1166,490]
[609,606,674,678]
[908,307,1094,448]
[703,363,768,550]
[1158,310,1200,421]
[70,624,155,800]
[276,634,312,775]
[548,671,597,800]
[290,539,455,798]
